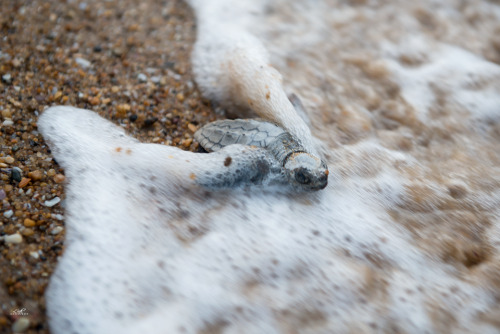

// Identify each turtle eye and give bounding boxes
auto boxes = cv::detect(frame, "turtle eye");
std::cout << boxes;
[295,168,311,184]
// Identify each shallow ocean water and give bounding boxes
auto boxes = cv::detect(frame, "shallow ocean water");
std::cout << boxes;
[41,0,500,333]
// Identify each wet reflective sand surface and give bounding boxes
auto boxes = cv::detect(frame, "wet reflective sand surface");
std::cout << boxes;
[38,1,500,333]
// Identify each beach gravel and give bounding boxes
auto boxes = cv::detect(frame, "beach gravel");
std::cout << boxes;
[0,0,215,332]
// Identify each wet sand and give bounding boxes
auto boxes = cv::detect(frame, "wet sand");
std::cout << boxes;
[3,0,500,333]
[0,1,211,332]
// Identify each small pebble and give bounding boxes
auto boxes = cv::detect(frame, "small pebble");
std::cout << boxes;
[29,251,39,259]
[11,169,22,182]
[51,226,64,235]
[1,110,12,119]
[5,156,15,164]
[112,47,124,57]
[0,189,5,200]
[3,210,14,218]
[187,123,198,133]
[182,138,193,147]
[47,169,56,177]
[89,96,100,105]
[52,214,64,220]
[24,218,36,227]
[2,73,12,84]
[2,119,14,126]
[143,117,158,127]
[18,178,31,188]
[22,228,34,237]
[1,109,12,118]
[54,174,66,183]
[75,57,91,68]
[44,197,61,207]
[4,233,23,244]
[12,317,30,332]
[116,104,131,118]
[28,170,43,181]
[137,73,147,82]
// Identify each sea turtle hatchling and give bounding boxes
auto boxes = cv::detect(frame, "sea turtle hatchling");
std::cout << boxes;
[195,119,329,191]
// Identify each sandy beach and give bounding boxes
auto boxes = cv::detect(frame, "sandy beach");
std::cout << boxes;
[3,0,500,333]
[0,1,209,332]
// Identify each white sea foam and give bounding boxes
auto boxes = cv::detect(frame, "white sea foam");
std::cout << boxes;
[42,0,500,333]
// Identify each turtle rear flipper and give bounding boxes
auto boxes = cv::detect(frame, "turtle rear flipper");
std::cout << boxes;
[195,119,285,152]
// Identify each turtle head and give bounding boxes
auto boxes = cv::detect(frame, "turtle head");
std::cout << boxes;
[284,152,329,191]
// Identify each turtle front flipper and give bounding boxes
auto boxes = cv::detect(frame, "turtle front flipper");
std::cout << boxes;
[193,145,286,189]
[194,119,286,152]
